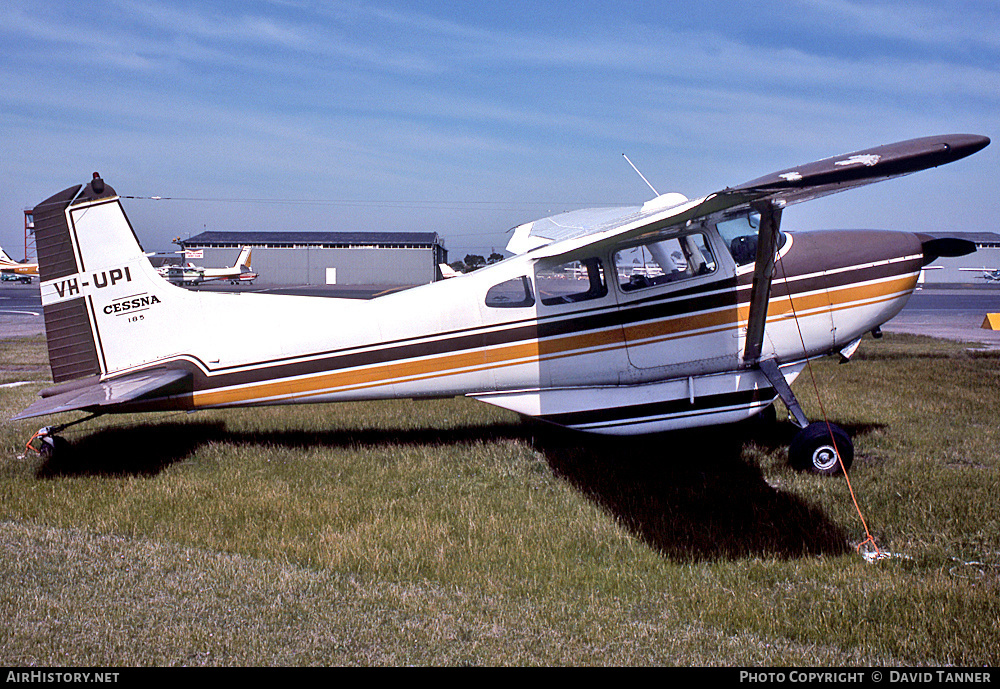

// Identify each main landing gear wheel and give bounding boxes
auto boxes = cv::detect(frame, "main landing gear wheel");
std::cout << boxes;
[789,422,853,475]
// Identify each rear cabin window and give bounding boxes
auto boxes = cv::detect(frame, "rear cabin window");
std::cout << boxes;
[614,232,717,292]
[535,258,608,306]
[485,276,535,308]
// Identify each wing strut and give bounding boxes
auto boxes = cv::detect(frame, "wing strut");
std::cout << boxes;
[742,200,782,364]
[742,200,809,429]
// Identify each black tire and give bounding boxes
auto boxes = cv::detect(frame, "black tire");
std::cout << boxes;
[789,422,853,475]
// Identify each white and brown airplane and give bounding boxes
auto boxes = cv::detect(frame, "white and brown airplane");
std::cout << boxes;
[0,246,38,283]
[158,246,257,286]
[14,135,989,474]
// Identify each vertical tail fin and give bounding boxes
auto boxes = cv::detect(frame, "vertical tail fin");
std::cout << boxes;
[0,246,15,264]
[33,174,189,385]
[236,246,252,268]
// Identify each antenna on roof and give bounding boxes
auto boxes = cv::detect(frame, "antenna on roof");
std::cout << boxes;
[622,154,659,197]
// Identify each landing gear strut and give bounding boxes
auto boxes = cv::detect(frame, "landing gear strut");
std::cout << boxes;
[740,202,853,475]
[758,358,854,475]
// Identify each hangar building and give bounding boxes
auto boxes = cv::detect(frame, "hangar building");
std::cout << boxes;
[178,231,448,286]
[919,231,1000,284]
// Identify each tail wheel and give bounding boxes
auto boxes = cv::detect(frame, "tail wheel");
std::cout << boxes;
[789,422,853,475]
[37,434,68,460]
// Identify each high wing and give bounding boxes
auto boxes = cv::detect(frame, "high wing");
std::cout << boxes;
[506,134,990,259]
[506,193,744,258]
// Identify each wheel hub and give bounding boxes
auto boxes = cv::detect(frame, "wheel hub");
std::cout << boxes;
[812,444,839,472]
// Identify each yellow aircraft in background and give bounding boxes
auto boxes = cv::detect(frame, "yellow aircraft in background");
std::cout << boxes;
[0,246,38,283]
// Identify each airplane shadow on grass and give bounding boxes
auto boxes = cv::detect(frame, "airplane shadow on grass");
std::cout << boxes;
[35,415,881,562]
[535,420,885,562]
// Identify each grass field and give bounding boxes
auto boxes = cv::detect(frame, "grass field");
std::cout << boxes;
[1,333,998,666]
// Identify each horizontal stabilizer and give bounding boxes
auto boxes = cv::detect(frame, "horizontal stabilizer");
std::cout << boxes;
[12,369,191,421]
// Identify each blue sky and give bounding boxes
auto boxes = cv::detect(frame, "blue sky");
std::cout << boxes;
[2,0,997,260]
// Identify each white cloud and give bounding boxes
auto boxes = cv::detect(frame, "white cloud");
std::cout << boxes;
[1,0,996,252]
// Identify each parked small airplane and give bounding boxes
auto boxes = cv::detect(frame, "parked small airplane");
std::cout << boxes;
[159,246,257,286]
[155,263,201,285]
[14,135,989,476]
[439,263,462,279]
[0,246,38,283]
[959,267,1000,282]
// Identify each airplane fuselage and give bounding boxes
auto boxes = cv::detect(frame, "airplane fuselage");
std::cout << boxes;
[184,227,920,433]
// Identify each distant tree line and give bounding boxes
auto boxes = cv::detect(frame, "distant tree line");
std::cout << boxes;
[449,252,505,273]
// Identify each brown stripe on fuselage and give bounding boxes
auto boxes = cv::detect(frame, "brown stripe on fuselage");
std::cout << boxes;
[186,258,919,409]
[622,272,917,351]
[180,231,923,398]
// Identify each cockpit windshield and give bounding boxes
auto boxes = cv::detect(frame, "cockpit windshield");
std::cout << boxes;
[716,212,786,267]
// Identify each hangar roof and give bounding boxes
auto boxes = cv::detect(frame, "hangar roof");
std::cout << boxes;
[180,230,443,248]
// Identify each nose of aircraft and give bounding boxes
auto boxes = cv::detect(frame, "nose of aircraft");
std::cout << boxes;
[781,219,979,283]
[775,226,979,354]
[780,228,923,277]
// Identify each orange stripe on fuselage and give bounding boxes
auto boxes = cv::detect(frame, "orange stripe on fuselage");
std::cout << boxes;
[622,273,917,348]
[190,272,917,408]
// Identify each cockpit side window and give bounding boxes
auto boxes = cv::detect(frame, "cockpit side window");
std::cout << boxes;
[485,276,535,308]
[614,232,717,292]
[716,213,786,267]
[536,257,608,306]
